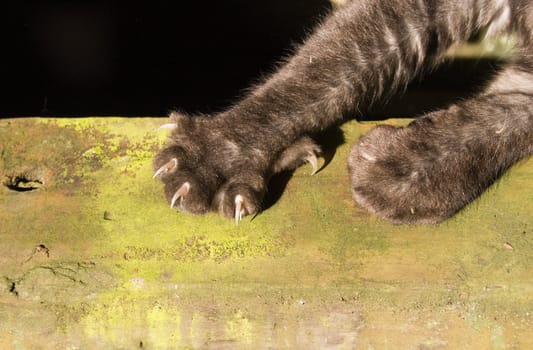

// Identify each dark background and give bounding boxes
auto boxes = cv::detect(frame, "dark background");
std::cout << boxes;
[0,0,331,117]
[1,1,500,118]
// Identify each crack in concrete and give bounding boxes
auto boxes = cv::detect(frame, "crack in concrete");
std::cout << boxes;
[2,262,114,302]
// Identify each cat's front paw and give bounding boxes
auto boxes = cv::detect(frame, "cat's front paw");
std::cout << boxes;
[153,112,268,223]
[348,119,476,224]
[153,112,320,223]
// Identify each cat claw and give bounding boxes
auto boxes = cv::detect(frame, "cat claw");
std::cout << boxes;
[305,152,319,175]
[159,112,182,130]
[158,123,177,131]
[153,158,178,179]
[234,195,245,225]
[170,182,190,209]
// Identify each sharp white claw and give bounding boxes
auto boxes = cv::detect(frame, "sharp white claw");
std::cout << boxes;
[170,182,190,209]
[153,158,178,179]
[305,152,319,175]
[158,123,178,131]
[234,195,245,225]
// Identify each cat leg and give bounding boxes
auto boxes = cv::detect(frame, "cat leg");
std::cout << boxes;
[154,0,515,221]
[349,65,533,224]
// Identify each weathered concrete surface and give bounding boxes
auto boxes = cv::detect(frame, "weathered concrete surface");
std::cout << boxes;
[0,117,531,349]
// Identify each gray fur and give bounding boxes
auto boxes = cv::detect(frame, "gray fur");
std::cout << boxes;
[154,0,533,223]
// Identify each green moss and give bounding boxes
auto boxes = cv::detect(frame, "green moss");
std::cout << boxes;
[1,117,532,349]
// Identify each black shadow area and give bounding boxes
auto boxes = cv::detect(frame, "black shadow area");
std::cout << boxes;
[363,58,506,120]
[0,0,331,117]
[1,2,504,120]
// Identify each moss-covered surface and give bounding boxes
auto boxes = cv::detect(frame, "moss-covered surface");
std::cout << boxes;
[0,117,531,349]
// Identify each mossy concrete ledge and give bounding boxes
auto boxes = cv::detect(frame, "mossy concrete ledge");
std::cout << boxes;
[0,117,532,349]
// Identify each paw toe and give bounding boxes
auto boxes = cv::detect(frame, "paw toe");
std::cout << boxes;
[214,182,264,221]
[153,158,178,179]
[170,182,190,209]
[273,136,322,174]
[164,178,211,215]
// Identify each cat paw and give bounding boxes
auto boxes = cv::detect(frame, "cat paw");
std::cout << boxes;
[273,136,321,175]
[348,119,476,224]
[153,112,268,223]
[153,112,320,223]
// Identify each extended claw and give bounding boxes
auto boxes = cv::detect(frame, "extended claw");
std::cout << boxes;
[153,158,178,179]
[234,195,245,225]
[158,123,178,131]
[170,182,190,209]
[304,152,319,175]
[158,112,182,131]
